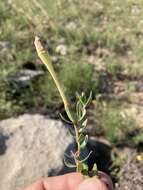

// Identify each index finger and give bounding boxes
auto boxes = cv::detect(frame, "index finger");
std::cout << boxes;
[43,173,83,190]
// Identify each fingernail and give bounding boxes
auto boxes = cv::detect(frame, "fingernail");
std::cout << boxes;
[77,177,108,190]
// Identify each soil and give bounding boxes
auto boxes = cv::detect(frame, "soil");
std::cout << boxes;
[115,148,143,190]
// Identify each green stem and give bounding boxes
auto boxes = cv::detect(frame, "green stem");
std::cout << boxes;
[34,36,81,171]
[73,124,81,172]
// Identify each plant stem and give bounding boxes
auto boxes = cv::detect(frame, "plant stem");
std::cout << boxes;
[73,124,81,172]
[34,36,81,171]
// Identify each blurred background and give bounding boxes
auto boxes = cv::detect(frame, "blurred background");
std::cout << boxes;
[0,0,143,189]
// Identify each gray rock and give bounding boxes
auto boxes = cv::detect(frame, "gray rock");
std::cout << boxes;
[0,114,72,190]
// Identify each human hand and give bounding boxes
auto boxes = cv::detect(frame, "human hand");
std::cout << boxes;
[23,172,113,190]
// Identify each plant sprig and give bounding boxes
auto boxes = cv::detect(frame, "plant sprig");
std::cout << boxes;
[34,36,98,177]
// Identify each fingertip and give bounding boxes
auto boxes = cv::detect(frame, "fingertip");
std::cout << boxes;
[75,177,109,190]
[66,172,84,186]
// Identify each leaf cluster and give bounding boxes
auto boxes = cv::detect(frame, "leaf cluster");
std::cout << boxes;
[61,92,98,177]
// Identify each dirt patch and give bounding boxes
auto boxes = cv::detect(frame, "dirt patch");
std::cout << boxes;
[115,149,143,190]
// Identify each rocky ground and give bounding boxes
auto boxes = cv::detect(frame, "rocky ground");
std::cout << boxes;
[115,149,143,190]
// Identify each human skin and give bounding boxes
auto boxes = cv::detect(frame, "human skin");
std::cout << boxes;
[23,172,113,190]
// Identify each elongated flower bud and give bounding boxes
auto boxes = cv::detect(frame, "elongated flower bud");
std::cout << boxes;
[34,36,74,122]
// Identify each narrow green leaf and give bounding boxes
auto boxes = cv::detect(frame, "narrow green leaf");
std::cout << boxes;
[79,99,85,107]
[64,153,72,159]
[82,119,88,128]
[79,119,88,133]
[60,113,73,124]
[81,163,89,176]
[77,93,85,107]
[78,108,86,122]
[82,163,88,171]
[81,151,93,163]
[80,135,88,149]
[79,127,85,133]
[92,163,98,175]
[63,156,77,168]
[76,92,80,99]
[85,91,92,107]
[76,101,83,118]
[81,92,85,97]
[68,127,75,136]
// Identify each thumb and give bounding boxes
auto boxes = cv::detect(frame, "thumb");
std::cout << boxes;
[75,177,108,190]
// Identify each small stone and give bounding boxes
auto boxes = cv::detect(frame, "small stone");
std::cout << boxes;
[66,22,77,30]
[55,44,67,55]
[11,69,44,86]
[0,41,11,54]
